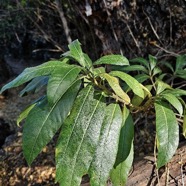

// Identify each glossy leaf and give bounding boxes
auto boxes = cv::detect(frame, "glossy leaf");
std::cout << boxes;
[149,55,157,71]
[134,74,150,83]
[156,79,172,95]
[110,106,134,186]
[0,61,63,93]
[162,89,186,97]
[153,67,162,76]
[47,65,81,105]
[17,103,36,126]
[130,57,149,69]
[183,110,186,138]
[132,85,152,106]
[89,104,122,186]
[161,93,183,115]
[110,71,144,99]
[100,73,130,104]
[176,70,186,79]
[155,101,179,168]
[56,86,106,186]
[94,55,129,66]
[65,39,92,68]
[19,76,48,96]
[68,40,84,66]
[123,65,148,73]
[23,80,81,165]
[93,67,105,76]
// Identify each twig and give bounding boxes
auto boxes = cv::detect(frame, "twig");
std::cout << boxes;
[54,0,72,44]
[151,43,179,57]
[103,0,123,55]
[143,10,163,46]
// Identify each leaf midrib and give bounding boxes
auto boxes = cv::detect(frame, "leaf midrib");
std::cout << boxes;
[98,104,117,185]
[57,86,92,182]
[50,66,78,103]
[28,79,79,163]
[69,93,103,186]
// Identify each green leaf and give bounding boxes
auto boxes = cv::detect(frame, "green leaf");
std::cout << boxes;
[19,76,48,96]
[161,93,183,115]
[175,55,186,73]
[64,40,92,68]
[56,86,106,186]
[132,85,152,106]
[68,40,84,66]
[149,55,157,71]
[122,65,148,73]
[47,65,81,105]
[130,57,150,69]
[156,79,172,95]
[94,55,129,66]
[162,89,186,97]
[99,73,130,105]
[93,67,105,76]
[23,80,81,165]
[134,74,150,83]
[89,103,123,186]
[83,53,93,69]
[153,67,162,76]
[155,101,179,168]
[110,71,144,99]
[110,106,134,186]
[0,61,63,93]
[183,110,186,138]
[161,61,174,73]
[176,70,186,79]
[17,103,36,126]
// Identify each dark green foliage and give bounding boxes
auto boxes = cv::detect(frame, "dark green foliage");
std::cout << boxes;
[1,40,186,186]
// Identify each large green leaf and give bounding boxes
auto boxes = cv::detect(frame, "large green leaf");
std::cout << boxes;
[155,101,179,168]
[94,55,129,66]
[23,80,81,165]
[134,74,150,83]
[122,65,148,73]
[89,103,122,186]
[55,86,106,186]
[0,61,63,93]
[19,76,48,96]
[17,103,37,126]
[110,106,134,186]
[162,89,186,97]
[161,93,183,115]
[130,57,150,69]
[110,71,144,99]
[47,65,81,105]
[99,73,130,104]
[64,39,92,68]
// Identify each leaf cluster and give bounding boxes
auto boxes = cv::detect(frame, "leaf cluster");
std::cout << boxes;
[1,40,186,185]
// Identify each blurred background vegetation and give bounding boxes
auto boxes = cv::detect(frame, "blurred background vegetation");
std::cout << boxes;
[0,0,186,81]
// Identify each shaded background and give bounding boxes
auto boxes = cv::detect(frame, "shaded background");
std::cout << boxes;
[0,0,186,84]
